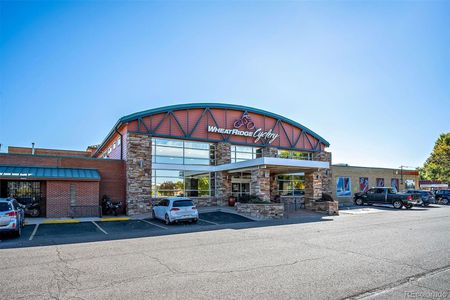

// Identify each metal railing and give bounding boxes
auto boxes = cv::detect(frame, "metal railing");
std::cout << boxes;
[282,196,305,212]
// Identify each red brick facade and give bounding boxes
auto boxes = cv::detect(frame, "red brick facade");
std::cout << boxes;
[46,181,99,218]
[0,153,126,215]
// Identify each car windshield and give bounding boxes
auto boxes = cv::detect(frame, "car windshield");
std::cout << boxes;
[0,203,11,212]
[173,200,194,207]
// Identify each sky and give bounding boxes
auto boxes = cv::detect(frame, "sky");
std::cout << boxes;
[0,0,449,169]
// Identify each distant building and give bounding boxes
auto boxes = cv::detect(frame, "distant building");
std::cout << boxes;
[331,165,419,205]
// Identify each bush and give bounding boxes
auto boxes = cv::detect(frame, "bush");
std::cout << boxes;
[237,195,267,204]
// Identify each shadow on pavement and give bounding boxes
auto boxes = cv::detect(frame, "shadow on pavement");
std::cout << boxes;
[0,211,331,249]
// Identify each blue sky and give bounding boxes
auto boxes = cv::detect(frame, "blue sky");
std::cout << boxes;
[1,1,449,168]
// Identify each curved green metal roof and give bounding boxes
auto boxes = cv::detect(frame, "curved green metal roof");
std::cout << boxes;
[96,103,330,155]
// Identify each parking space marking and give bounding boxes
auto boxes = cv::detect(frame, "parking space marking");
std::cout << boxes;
[92,221,108,234]
[29,224,39,241]
[199,219,219,225]
[139,219,168,229]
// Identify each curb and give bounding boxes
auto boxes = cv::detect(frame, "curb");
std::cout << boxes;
[100,217,130,222]
[42,219,81,224]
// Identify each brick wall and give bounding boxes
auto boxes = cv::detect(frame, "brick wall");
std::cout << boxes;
[46,181,99,218]
[8,146,91,157]
[0,153,126,208]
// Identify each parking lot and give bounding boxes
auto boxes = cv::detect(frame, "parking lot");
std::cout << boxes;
[0,211,255,248]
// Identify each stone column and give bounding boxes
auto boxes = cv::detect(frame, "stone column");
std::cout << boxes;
[215,171,231,206]
[126,133,152,215]
[250,168,271,202]
[216,142,231,165]
[304,151,334,209]
[304,171,323,200]
[270,174,279,201]
[214,142,231,205]
[312,151,333,196]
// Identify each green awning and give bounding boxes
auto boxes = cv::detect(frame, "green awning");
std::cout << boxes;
[0,165,100,181]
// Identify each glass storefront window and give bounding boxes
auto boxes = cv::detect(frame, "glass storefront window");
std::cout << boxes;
[277,174,305,196]
[7,181,42,200]
[231,145,261,163]
[152,170,213,197]
[152,138,215,165]
[278,150,312,160]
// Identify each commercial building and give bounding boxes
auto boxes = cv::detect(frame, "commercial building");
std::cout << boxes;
[0,103,333,217]
[332,164,420,205]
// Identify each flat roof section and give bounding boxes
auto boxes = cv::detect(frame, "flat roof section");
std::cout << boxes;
[0,165,101,181]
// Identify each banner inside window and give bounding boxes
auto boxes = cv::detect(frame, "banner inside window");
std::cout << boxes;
[336,177,351,197]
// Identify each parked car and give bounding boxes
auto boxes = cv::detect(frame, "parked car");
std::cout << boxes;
[404,190,435,206]
[354,187,421,209]
[0,197,25,237]
[434,190,450,205]
[152,197,199,225]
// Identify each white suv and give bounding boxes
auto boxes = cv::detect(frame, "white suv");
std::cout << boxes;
[152,197,199,225]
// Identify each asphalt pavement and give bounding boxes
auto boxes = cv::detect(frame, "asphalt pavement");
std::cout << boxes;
[0,205,449,300]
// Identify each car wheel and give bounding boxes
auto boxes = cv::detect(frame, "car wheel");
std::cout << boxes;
[30,209,40,217]
[355,198,363,206]
[442,198,449,205]
[192,219,198,224]
[393,200,403,209]
[164,214,171,225]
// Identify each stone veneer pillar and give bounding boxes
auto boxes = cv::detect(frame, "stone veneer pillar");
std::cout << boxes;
[216,142,231,165]
[126,133,152,215]
[270,174,279,201]
[214,142,231,205]
[304,151,333,200]
[250,168,271,202]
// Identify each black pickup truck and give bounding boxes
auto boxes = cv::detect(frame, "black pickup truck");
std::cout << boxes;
[354,187,421,209]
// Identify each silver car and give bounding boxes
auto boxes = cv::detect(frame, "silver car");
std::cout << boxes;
[152,197,199,225]
[0,198,25,237]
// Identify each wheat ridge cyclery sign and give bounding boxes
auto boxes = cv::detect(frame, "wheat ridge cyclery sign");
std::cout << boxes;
[207,112,280,144]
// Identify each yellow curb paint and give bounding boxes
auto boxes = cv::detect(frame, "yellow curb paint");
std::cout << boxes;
[100,217,130,222]
[42,220,80,224]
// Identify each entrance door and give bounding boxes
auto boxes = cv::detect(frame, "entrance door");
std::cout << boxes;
[231,172,251,198]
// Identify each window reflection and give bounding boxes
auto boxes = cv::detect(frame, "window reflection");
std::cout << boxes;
[277,174,305,196]
[151,169,212,197]
[152,138,215,165]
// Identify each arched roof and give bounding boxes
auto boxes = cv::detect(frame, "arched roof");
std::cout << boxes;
[95,103,330,156]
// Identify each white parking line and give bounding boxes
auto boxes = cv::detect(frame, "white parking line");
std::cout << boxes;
[199,219,219,225]
[139,219,168,229]
[29,224,39,241]
[92,221,108,234]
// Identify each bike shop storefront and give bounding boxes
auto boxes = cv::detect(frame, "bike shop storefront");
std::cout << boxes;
[0,165,101,218]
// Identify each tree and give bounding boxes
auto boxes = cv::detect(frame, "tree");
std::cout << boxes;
[419,133,450,183]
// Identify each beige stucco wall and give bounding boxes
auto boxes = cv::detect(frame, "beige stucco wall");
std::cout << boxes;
[331,165,419,205]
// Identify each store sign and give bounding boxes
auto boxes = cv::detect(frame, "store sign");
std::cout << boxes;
[207,112,280,143]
